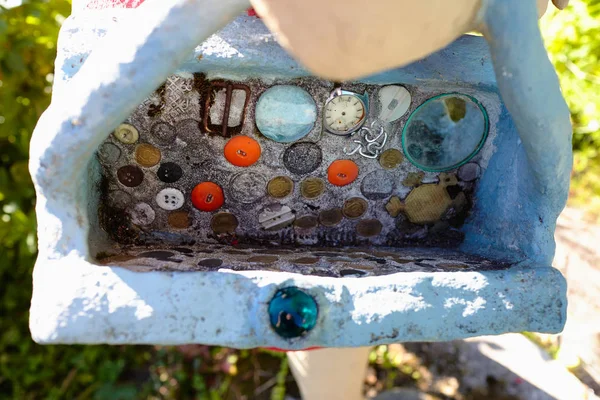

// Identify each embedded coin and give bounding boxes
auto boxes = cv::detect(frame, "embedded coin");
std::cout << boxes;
[356,219,383,237]
[300,177,325,199]
[168,211,191,229]
[294,215,319,229]
[211,212,239,234]
[267,176,294,199]
[135,143,161,167]
[379,148,403,169]
[319,208,343,227]
[342,197,368,219]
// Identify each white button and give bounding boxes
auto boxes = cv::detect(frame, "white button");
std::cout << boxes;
[128,202,155,226]
[113,123,139,144]
[378,85,411,123]
[156,188,184,210]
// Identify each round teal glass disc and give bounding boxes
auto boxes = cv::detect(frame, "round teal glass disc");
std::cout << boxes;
[268,287,318,339]
[255,85,317,143]
[402,93,489,172]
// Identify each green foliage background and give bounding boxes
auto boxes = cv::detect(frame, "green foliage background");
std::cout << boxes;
[0,0,598,398]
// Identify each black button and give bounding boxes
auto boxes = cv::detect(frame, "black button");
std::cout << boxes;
[157,162,183,183]
[117,165,144,187]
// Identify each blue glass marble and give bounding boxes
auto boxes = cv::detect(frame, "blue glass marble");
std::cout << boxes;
[268,287,318,339]
[255,85,317,143]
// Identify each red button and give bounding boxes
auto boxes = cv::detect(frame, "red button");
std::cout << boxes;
[224,135,261,167]
[327,160,359,186]
[191,182,224,212]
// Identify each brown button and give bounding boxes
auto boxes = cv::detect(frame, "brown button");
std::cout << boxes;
[356,219,383,237]
[210,212,239,234]
[342,197,368,219]
[379,148,404,169]
[168,211,191,229]
[319,208,343,227]
[294,215,319,229]
[117,165,144,187]
[300,177,325,199]
[267,176,294,199]
[135,143,161,167]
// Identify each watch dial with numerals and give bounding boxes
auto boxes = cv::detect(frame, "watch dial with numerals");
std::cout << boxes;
[324,94,366,134]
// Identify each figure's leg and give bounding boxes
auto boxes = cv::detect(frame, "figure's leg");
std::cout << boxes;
[287,347,372,400]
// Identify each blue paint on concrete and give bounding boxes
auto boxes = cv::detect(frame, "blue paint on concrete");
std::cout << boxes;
[255,85,317,143]
[36,4,571,345]
[461,0,572,266]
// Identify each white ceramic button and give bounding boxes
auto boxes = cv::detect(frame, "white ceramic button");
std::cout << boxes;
[128,202,155,226]
[378,85,411,123]
[113,123,139,144]
[156,188,184,210]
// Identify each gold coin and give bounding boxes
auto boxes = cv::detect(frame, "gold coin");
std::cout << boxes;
[135,143,161,167]
[379,148,403,169]
[319,208,343,227]
[168,211,191,229]
[267,176,294,199]
[210,212,239,234]
[356,219,383,237]
[300,177,325,199]
[342,197,368,219]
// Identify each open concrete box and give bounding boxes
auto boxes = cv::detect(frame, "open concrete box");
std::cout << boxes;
[29,0,571,348]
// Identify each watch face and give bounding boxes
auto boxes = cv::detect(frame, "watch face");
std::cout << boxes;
[324,94,366,134]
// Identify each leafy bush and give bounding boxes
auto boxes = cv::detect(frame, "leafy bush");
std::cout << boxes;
[541,0,600,217]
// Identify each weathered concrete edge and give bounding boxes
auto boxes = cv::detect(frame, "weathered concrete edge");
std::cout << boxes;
[30,259,566,348]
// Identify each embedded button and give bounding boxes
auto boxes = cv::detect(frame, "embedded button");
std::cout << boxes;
[224,135,261,167]
[128,202,155,226]
[156,188,185,210]
[117,165,144,187]
[157,162,183,183]
[327,159,359,186]
[191,182,224,212]
[113,123,139,144]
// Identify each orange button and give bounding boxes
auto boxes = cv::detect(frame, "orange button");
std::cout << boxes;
[224,135,261,167]
[191,182,224,211]
[327,160,359,186]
